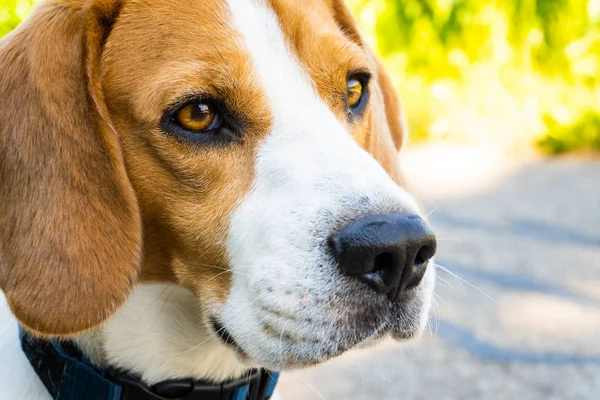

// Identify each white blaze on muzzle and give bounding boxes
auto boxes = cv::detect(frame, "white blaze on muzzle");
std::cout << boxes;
[222,0,434,369]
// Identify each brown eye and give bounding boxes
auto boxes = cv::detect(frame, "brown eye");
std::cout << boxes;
[175,101,219,132]
[347,78,363,108]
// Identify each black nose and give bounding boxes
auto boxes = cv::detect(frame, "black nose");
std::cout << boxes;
[328,214,436,301]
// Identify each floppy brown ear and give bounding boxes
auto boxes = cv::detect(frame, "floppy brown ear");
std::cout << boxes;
[0,0,142,336]
[331,0,408,182]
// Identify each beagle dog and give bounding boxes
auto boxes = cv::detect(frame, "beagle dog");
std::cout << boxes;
[0,0,437,399]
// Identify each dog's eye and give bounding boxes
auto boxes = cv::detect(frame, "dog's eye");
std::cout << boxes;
[347,78,363,109]
[175,101,221,132]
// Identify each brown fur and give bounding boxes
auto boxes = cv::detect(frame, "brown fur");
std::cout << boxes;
[0,0,408,336]
[0,0,141,336]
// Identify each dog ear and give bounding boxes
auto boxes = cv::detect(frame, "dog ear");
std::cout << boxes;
[0,0,142,336]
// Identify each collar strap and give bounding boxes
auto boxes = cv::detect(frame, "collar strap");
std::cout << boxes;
[20,328,279,400]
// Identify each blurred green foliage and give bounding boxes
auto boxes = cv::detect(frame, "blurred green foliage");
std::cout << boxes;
[348,0,600,153]
[0,0,35,37]
[1,0,599,154]
[363,0,599,81]
[538,111,600,154]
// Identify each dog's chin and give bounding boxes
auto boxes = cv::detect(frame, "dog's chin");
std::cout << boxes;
[212,306,427,371]
[229,325,423,371]
[217,326,387,370]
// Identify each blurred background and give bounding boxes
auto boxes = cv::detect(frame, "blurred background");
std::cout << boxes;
[347,0,600,155]
[2,0,599,398]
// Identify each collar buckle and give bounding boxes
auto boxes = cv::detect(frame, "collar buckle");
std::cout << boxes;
[112,368,275,400]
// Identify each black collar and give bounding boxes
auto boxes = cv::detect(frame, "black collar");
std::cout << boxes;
[20,328,279,400]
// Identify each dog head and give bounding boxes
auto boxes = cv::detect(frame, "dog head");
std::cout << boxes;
[0,0,435,371]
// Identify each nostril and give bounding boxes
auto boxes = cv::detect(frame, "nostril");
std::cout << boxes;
[414,241,436,267]
[371,251,402,301]
[373,252,394,273]
[403,238,437,292]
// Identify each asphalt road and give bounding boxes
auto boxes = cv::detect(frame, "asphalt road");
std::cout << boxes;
[277,145,600,400]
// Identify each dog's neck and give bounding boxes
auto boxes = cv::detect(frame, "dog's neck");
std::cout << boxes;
[74,283,254,384]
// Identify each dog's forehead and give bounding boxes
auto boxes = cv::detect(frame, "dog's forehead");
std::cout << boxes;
[231,0,371,117]
[102,0,366,123]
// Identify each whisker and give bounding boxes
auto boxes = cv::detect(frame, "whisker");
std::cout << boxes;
[206,269,233,282]
[432,292,445,324]
[434,279,454,292]
[140,286,171,319]
[197,262,253,272]
[435,263,496,303]
[426,206,439,217]
[435,275,455,291]
[428,296,441,337]
[196,263,229,271]
[295,375,329,400]
[356,361,366,400]
[426,319,433,339]
[178,328,224,355]
[375,355,390,389]
[196,263,252,280]
[219,326,229,343]
[150,287,175,330]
